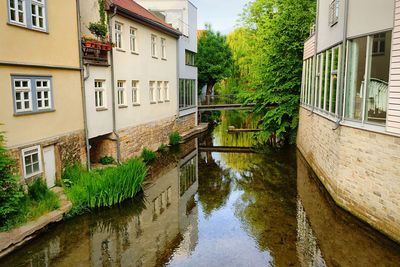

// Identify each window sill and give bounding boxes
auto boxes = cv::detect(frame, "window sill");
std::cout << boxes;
[118,105,128,109]
[158,100,164,103]
[133,103,140,106]
[131,51,139,55]
[14,109,55,117]
[161,58,167,61]
[96,107,108,112]
[24,171,43,180]
[152,56,158,59]
[116,48,126,53]
[165,99,170,102]
[179,105,196,111]
[7,22,48,34]
[150,101,157,104]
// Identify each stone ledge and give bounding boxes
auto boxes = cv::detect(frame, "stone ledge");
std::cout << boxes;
[0,187,72,259]
[181,123,209,141]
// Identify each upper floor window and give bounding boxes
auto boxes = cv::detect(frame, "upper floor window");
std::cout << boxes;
[115,22,123,49]
[179,79,196,110]
[161,38,166,59]
[8,0,47,31]
[151,35,157,58]
[117,80,127,107]
[132,80,139,105]
[329,0,339,27]
[130,27,138,53]
[12,75,53,114]
[185,50,196,66]
[94,80,106,110]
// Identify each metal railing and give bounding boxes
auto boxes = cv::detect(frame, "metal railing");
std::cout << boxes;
[199,94,239,106]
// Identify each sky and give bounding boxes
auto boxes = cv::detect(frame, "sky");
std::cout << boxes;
[191,0,250,34]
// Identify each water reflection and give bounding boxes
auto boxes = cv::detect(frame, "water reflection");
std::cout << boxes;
[1,111,400,267]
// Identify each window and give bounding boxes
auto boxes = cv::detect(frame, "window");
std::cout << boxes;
[94,80,106,109]
[8,0,26,25]
[329,0,339,26]
[345,31,391,125]
[185,50,196,66]
[115,22,123,49]
[22,145,42,178]
[151,35,157,58]
[12,76,53,114]
[132,80,139,105]
[161,38,166,59]
[130,27,137,53]
[179,79,195,109]
[36,79,51,110]
[117,80,126,107]
[8,0,48,31]
[149,81,156,103]
[157,81,163,102]
[31,0,45,30]
[164,81,169,101]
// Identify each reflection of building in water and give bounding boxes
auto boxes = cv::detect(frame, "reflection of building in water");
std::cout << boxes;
[0,141,200,267]
[296,199,326,267]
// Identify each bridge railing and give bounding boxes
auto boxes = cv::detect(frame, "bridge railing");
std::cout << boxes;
[199,94,239,106]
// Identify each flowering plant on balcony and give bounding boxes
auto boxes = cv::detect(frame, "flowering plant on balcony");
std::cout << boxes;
[82,35,113,51]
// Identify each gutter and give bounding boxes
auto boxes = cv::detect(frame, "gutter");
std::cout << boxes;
[76,0,91,170]
[108,6,121,163]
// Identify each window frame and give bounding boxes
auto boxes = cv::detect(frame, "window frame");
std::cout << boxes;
[94,80,107,110]
[12,75,54,115]
[157,81,163,102]
[115,22,123,50]
[117,80,127,107]
[151,34,157,58]
[329,0,339,27]
[130,27,138,54]
[161,38,167,59]
[149,81,156,103]
[179,79,196,110]
[132,80,140,105]
[7,0,48,32]
[185,50,196,66]
[21,145,42,179]
[164,81,169,101]
[35,79,52,111]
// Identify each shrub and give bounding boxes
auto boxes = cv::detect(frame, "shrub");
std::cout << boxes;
[169,132,182,146]
[0,132,25,230]
[26,179,59,220]
[158,143,168,153]
[88,22,107,39]
[141,148,156,163]
[63,159,147,216]
[99,156,115,165]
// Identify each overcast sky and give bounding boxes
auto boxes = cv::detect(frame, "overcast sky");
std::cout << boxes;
[191,0,250,34]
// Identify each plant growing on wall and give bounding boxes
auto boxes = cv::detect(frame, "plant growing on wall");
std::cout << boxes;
[88,0,108,40]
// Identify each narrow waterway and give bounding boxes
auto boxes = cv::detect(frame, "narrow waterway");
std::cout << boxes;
[1,111,400,267]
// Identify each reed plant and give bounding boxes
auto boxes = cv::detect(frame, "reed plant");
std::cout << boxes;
[63,159,147,216]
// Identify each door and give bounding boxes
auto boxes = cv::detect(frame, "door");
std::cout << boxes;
[43,145,56,188]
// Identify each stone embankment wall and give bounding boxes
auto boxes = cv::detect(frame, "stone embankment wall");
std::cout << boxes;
[297,107,400,243]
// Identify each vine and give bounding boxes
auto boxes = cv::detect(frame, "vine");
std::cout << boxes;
[88,0,107,40]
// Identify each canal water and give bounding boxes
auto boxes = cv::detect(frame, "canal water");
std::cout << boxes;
[1,111,400,267]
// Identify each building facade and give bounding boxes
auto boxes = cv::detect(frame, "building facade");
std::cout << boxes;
[298,0,400,242]
[0,0,86,187]
[136,0,198,124]
[79,0,197,163]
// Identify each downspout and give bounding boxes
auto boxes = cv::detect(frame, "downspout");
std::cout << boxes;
[108,6,121,163]
[76,0,91,170]
[333,0,349,130]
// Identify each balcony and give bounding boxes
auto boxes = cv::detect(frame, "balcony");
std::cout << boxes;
[82,39,112,66]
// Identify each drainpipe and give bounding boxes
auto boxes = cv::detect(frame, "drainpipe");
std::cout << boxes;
[333,0,350,130]
[84,63,90,81]
[76,0,91,170]
[108,6,121,163]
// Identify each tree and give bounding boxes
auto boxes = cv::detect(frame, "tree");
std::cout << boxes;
[197,24,233,96]
[240,0,316,145]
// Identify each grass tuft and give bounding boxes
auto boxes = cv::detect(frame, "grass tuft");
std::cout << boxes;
[169,132,182,146]
[141,148,156,163]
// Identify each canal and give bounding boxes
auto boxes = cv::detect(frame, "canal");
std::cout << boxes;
[1,111,400,267]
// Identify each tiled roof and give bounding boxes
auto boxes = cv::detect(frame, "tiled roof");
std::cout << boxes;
[111,0,179,35]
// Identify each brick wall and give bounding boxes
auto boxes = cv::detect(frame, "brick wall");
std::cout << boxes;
[297,107,400,242]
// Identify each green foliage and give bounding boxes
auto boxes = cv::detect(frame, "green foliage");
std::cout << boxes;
[88,22,108,39]
[141,148,156,163]
[63,159,147,216]
[197,24,233,94]
[26,179,60,220]
[229,0,316,145]
[157,143,168,153]
[0,132,25,230]
[98,0,106,25]
[99,156,115,165]
[169,132,182,146]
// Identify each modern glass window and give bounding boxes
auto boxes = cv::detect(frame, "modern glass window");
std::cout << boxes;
[151,35,157,57]
[149,81,156,102]
[132,80,139,105]
[157,81,163,102]
[22,145,42,178]
[12,75,53,114]
[185,50,196,66]
[179,79,195,109]
[345,31,391,124]
[8,0,48,31]
[130,27,137,53]
[115,22,123,49]
[94,80,106,109]
[117,80,126,107]
[329,0,339,26]
[161,38,166,59]
[164,81,169,101]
